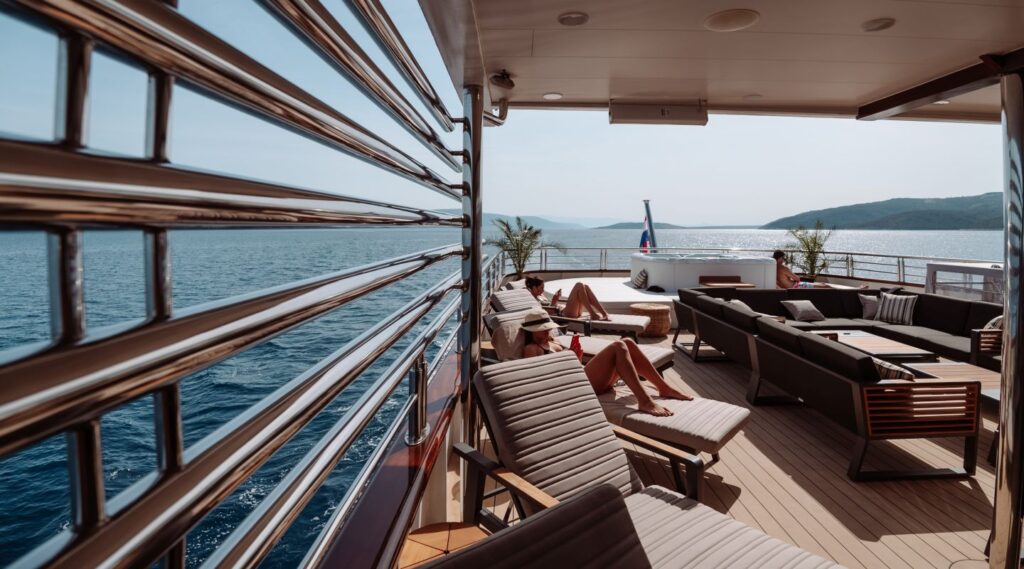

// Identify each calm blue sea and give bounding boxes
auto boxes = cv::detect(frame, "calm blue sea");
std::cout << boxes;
[0,227,1002,567]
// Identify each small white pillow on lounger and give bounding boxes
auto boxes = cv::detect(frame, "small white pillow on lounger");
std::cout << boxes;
[491,321,525,361]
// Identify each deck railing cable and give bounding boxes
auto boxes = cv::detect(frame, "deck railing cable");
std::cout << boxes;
[0,0,478,567]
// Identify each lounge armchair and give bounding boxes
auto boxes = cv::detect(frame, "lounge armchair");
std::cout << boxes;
[453,353,837,568]
[491,288,650,339]
[425,483,838,569]
[483,314,748,462]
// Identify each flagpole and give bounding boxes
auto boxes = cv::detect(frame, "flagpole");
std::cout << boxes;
[643,199,658,251]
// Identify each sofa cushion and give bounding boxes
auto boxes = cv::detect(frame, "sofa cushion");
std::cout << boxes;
[781,300,827,322]
[964,301,1003,336]
[720,302,761,332]
[677,288,706,307]
[915,334,971,361]
[798,332,881,382]
[631,269,648,289]
[872,357,915,380]
[859,294,879,319]
[733,289,788,316]
[695,295,726,318]
[695,287,735,300]
[913,293,970,336]
[814,318,875,329]
[786,289,846,317]
[875,292,917,325]
[851,318,885,328]
[755,317,804,353]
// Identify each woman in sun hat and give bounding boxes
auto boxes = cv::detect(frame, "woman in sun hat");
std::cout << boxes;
[520,308,690,417]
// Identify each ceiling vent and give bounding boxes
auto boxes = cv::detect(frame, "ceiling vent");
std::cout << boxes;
[608,102,708,126]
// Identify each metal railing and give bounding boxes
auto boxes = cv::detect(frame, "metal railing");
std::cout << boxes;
[0,2,485,569]
[526,246,1000,288]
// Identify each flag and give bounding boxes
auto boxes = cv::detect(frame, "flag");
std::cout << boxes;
[639,216,651,253]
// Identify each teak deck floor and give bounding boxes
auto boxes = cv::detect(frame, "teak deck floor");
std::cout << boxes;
[469,332,999,569]
[639,334,997,568]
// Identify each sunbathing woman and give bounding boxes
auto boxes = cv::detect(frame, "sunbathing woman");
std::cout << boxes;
[525,276,610,320]
[519,308,690,416]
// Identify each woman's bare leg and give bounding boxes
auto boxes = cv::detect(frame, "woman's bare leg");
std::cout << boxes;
[579,284,610,319]
[585,341,672,416]
[560,283,594,318]
[621,338,691,401]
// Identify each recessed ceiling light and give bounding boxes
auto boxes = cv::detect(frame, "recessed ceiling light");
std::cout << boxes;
[703,9,760,33]
[933,100,951,105]
[557,11,589,26]
[743,93,763,101]
[542,92,564,100]
[861,17,895,32]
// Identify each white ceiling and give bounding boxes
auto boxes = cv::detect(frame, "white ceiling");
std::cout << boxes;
[464,0,1024,121]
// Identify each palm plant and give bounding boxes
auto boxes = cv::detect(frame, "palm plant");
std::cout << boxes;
[785,220,835,279]
[489,217,564,278]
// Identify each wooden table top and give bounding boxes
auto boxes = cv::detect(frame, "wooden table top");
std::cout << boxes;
[833,330,935,359]
[904,361,1001,387]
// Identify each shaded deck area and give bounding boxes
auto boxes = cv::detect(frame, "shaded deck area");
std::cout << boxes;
[624,333,997,568]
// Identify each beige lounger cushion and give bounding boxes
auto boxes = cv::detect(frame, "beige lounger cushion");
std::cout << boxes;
[625,486,840,568]
[490,289,651,335]
[474,353,643,510]
[553,335,674,369]
[599,384,751,454]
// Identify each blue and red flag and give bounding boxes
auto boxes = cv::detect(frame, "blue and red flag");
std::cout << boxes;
[639,216,652,253]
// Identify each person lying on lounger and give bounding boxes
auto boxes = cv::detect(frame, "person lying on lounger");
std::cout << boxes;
[525,276,611,320]
[519,308,690,416]
[773,250,864,289]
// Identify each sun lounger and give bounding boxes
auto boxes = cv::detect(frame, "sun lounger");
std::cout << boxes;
[426,484,838,569]
[482,316,748,461]
[491,288,650,338]
[483,309,675,371]
[452,353,838,569]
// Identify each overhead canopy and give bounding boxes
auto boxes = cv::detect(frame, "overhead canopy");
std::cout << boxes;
[422,0,1024,122]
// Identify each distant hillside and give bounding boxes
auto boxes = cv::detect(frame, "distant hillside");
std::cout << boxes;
[597,222,688,230]
[438,210,585,230]
[761,193,1001,230]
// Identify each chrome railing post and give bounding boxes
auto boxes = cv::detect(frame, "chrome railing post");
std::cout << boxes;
[846,254,854,278]
[405,355,429,445]
[990,70,1024,569]
[897,257,906,283]
[460,85,484,452]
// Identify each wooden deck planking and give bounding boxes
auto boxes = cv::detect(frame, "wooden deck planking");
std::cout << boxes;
[641,334,997,568]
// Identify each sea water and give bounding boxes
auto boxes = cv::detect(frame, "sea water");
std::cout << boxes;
[0,227,1002,567]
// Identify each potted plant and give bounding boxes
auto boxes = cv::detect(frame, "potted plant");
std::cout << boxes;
[490,217,564,279]
[786,220,835,280]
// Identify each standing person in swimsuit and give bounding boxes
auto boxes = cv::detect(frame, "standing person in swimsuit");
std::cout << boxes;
[519,309,690,416]
[525,276,611,320]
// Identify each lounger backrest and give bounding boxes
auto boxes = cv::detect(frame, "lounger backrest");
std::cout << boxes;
[483,309,564,361]
[491,289,542,312]
[473,352,643,513]
[421,484,648,569]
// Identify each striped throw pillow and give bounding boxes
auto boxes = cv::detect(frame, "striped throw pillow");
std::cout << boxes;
[874,292,916,325]
[631,269,648,289]
[872,357,914,380]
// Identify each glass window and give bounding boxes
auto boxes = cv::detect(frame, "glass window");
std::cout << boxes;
[0,9,60,140]
[87,50,150,157]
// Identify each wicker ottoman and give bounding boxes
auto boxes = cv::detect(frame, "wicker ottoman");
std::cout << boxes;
[629,303,671,338]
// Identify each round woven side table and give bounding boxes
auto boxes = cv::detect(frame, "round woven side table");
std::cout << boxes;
[629,303,671,338]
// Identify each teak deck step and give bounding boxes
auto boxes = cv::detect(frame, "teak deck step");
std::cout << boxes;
[397,523,490,568]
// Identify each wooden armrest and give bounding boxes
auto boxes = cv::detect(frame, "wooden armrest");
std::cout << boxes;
[861,381,980,439]
[971,328,1003,355]
[453,443,559,511]
[612,425,704,499]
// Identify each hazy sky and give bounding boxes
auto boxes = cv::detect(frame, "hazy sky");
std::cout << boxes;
[0,2,1004,227]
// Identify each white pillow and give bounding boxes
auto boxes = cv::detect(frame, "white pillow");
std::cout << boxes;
[859,294,879,319]
[728,299,753,311]
[491,321,525,361]
[985,315,1004,330]
[780,300,826,322]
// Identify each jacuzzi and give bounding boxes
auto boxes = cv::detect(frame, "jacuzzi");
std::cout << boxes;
[631,252,775,290]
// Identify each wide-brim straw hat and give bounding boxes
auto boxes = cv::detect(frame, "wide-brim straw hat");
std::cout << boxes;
[521,308,560,333]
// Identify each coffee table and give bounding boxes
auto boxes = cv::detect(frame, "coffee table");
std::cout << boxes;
[831,330,938,362]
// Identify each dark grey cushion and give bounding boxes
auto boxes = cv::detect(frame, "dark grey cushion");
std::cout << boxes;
[733,290,788,316]
[695,287,735,300]
[755,317,804,353]
[781,299,826,322]
[678,288,706,307]
[423,484,649,569]
[916,334,972,360]
[813,318,875,329]
[913,293,970,336]
[798,333,881,383]
[720,302,761,332]
[965,301,1002,336]
[695,295,726,318]
[786,289,845,317]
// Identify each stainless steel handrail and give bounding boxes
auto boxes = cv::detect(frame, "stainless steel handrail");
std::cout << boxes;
[261,0,459,168]
[348,0,456,131]
[527,246,999,265]
[33,272,462,569]
[15,0,460,198]
[0,244,462,457]
[0,141,462,227]
[204,297,461,569]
